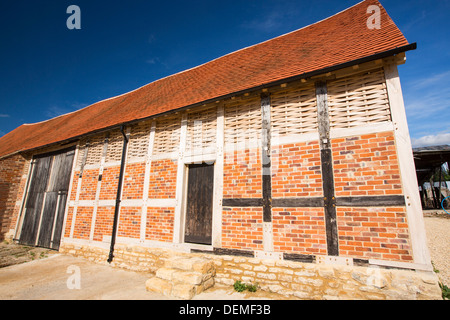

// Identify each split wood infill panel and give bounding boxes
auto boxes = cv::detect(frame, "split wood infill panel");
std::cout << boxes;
[153,114,181,156]
[127,120,153,159]
[186,105,217,156]
[327,68,391,129]
[224,96,261,147]
[271,82,317,137]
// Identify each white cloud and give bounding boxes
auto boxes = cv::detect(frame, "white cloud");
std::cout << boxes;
[45,102,87,119]
[146,57,159,65]
[0,114,10,118]
[411,133,450,148]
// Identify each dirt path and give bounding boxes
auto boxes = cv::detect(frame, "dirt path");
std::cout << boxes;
[423,213,450,287]
[0,242,55,268]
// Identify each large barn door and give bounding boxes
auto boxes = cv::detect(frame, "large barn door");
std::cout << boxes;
[19,148,75,249]
[184,163,214,245]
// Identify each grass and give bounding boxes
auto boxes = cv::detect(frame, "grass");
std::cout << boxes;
[233,280,258,293]
[432,261,449,300]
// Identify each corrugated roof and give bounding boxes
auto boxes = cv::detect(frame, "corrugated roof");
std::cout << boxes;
[0,0,411,158]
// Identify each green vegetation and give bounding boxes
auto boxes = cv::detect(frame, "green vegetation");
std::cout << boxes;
[432,261,449,300]
[233,280,258,293]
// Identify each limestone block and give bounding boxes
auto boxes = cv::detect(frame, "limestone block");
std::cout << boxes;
[145,277,172,296]
[156,268,177,281]
[172,283,196,300]
[173,271,203,285]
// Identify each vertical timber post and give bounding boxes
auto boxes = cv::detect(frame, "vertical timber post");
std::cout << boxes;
[261,92,273,251]
[315,81,339,256]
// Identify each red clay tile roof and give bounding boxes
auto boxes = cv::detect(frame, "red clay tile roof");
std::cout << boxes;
[0,0,411,158]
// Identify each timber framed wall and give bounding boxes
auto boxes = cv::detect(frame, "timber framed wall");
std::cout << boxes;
[4,58,431,271]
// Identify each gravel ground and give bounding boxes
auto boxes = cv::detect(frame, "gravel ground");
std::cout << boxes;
[423,212,450,287]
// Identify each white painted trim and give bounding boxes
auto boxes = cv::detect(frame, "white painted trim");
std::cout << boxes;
[102,161,121,168]
[384,64,431,267]
[212,105,224,247]
[147,198,177,208]
[224,139,261,153]
[271,131,318,147]
[126,156,147,164]
[83,164,101,170]
[173,113,187,243]
[183,153,216,165]
[263,222,274,252]
[368,259,433,272]
[151,152,179,161]
[120,199,144,207]
[76,200,96,207]
[329,121,394,139]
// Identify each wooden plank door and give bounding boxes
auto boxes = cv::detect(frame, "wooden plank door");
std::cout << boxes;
[19,155,53,246]
[37,149,75,249]
[184,163,214,245]
[19,148,75,249]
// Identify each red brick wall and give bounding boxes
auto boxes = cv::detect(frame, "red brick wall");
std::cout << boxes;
[123,162,145,200]
[69,172,79,201]
[118,206,141,239]
[223,148,262,198]
[73,206,93,240]
[337,207,412,261]
[330,131,412,262]
[145,207,174,242]
[100,166,120,200]
[148,159,177,199]
[273,207,327,255]
[79,169,99,200]
[0,154,29,240]
[64,207,74,238]
[332,132,402,197]
[222,207,263,251]
[272,140,323,198]
[93,207,114,241]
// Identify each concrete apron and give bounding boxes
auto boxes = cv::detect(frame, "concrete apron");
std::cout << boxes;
[0,254,267,300]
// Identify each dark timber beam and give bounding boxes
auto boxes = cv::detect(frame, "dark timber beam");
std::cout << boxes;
[261,93,272,223]
[315,80,339,256]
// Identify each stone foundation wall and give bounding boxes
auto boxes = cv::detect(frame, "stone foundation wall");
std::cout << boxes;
[59,243,442,300]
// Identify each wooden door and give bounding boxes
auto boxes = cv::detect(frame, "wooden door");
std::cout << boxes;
[19,148,75,249]
[184,163,214,245]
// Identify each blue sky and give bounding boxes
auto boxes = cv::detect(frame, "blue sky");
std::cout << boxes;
[0,0,449,148]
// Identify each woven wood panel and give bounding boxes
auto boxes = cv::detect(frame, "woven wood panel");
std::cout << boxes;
[75,140,88,169]
[186,105,217,155]
[224,96,261,147]
[85,134,106,166]
[271,83,317,137]
[153,114,181,156]
[105,130,123,163]
[128,120,152,159]
[327,69,391,129]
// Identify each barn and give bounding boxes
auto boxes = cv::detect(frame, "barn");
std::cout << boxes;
[0,0,441,299]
